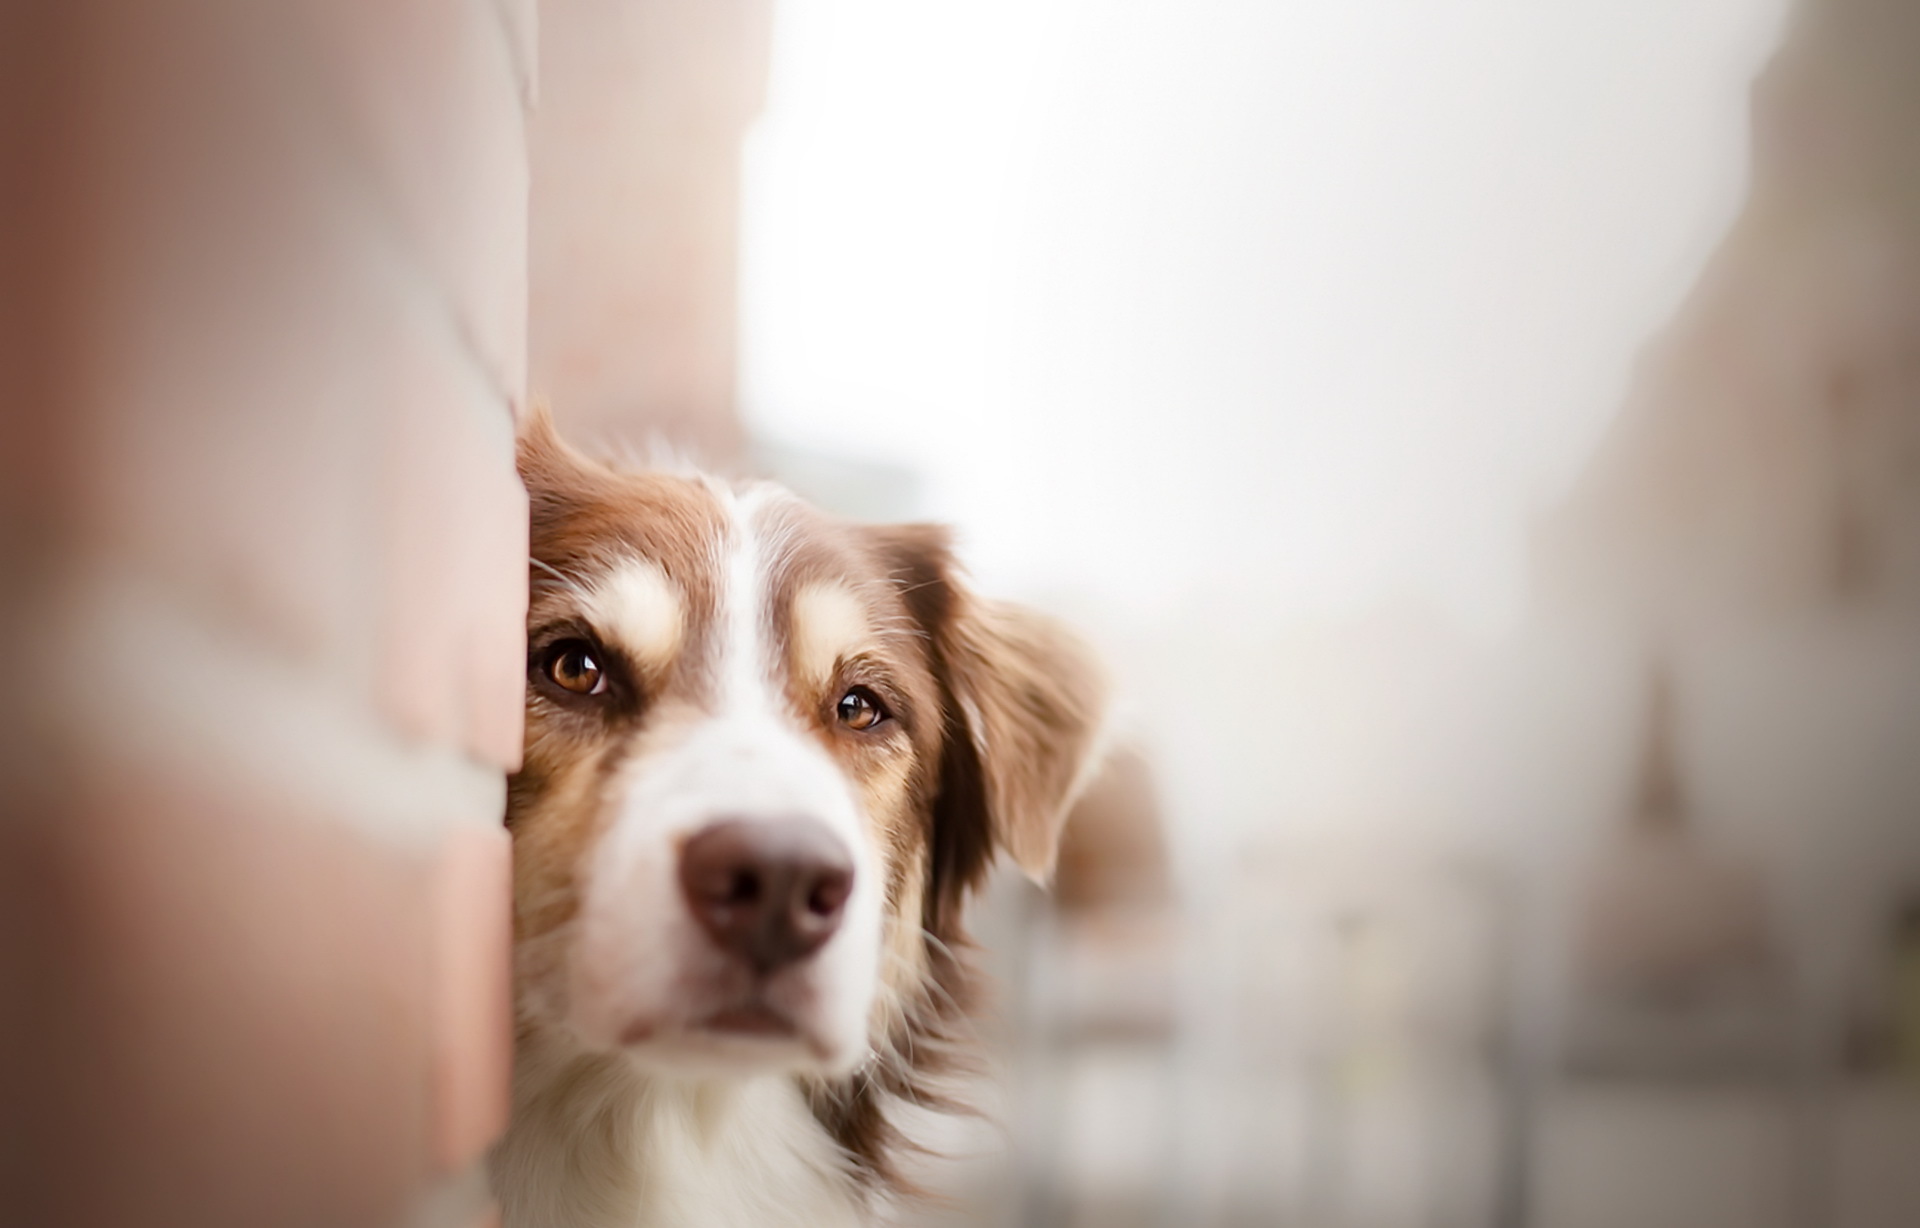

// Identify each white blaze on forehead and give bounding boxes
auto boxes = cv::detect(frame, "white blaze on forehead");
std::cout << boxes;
[580,558,684,670]
[790,583,869,691]
[717,485,784,713]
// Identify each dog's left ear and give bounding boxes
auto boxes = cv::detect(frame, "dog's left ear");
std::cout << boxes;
[870,525,1109,894]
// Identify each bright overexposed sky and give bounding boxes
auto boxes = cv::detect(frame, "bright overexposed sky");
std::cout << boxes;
[740,0,1787,631]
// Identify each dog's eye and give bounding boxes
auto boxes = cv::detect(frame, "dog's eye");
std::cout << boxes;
[542,639,608,696]
[835,686,889,731]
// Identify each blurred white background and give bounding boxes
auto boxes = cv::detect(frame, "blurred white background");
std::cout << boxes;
[741,0,1784,628]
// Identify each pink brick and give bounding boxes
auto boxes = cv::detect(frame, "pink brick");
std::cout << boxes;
[59,0,390,665]
[376,323,481,750]
[375,309,525,767]
[298,0,530,403]
[489,0,540,109]
[460,466,530,771]
[40,759,436,1228]
[429,823,514,1175]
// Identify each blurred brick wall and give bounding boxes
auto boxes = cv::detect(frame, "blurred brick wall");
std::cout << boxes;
[530,0,769,463]
[0,2,532,1226]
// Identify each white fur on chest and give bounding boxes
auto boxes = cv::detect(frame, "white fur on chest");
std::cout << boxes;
[492,1034,870,1228]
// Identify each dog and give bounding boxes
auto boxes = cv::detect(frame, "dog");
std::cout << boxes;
[489,410,1108,1227]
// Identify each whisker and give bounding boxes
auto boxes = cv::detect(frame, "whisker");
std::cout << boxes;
[528,556,592,599]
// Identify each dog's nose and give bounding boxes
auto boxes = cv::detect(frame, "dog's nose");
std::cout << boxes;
[677,818,854,972]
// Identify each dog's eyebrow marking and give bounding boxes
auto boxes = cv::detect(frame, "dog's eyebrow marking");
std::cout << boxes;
[579,558,685,671]
[790,583,871,690]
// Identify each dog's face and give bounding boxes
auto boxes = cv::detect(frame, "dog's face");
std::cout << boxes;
[507,413,1105,1080]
